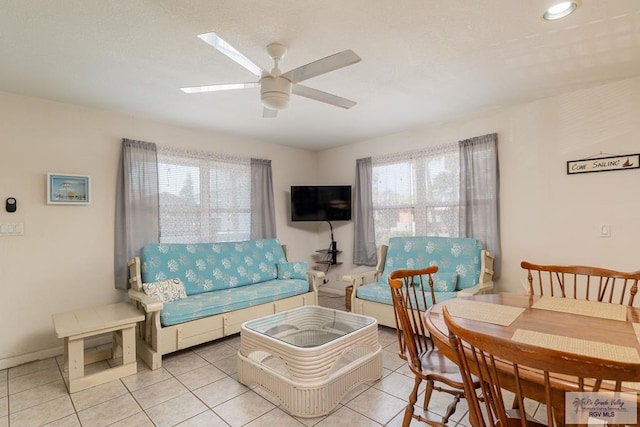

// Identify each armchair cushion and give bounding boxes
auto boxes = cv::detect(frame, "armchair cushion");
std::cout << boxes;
[356,282,457,311]
[277,261,308,280]
[433,272,458,292]
[380,236,483,290]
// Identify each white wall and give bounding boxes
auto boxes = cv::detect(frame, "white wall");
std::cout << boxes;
[318,76,640,294]
[0,92,320,368]
[3,75,640,368]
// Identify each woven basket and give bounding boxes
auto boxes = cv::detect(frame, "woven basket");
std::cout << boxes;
[345,285,353,311]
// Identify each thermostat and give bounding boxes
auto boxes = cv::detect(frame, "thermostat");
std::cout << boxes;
[6,197,16,213]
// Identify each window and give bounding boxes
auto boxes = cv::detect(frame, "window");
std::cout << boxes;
[157,147,251,243]
[371,144,460,245]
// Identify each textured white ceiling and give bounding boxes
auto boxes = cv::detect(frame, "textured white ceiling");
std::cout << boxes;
[1,1,639,151]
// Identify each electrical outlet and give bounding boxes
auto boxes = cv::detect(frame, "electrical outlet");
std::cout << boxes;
[335,273,341,282]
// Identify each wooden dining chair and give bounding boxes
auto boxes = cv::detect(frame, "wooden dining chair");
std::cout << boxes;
[443,306,640,427]
[388,267,479,426]
[521,261,640,306]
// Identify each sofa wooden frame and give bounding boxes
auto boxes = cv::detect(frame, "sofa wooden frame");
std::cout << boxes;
[127,246,322,370]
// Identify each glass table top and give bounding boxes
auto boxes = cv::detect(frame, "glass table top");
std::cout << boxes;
[243,306,376,348]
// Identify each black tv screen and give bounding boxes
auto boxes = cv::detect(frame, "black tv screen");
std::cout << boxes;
[291,185,352,222]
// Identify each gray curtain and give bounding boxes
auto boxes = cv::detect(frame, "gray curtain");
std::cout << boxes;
[114,139,160,289]
[459,133,501,279]
[353,157,377,265]
[250,158,276,239]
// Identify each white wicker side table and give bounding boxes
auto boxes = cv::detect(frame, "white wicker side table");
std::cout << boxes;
[237,306,382,417]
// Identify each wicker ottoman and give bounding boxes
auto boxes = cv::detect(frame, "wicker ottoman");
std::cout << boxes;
[237,306,382,417]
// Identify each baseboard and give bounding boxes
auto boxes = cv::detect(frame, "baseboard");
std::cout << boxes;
[0,346,63,371]
[0,335,112,370]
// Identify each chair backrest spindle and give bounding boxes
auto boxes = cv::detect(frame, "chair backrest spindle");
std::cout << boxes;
[521,261,640,306]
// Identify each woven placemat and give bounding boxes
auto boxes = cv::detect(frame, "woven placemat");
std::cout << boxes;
[433,298,525,327]
[512,329,640,364]
[532,296,627,321]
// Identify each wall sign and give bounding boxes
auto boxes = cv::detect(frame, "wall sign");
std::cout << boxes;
[567,154,639,175]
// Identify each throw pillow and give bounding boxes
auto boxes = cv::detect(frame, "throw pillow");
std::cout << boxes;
[277,262,308,280]
[432,272,458,292]
[142,278,187,302]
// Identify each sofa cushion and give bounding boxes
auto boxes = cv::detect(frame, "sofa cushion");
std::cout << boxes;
[140,239,288,295]
[277,262,308,280]
[355,282,457,310]
[142,278,187,302]
[380,236,483,290]
[433,272,458,292]
[159,278,310,326]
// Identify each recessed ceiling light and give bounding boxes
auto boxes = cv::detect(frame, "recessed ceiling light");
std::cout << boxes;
[543,1,580,21]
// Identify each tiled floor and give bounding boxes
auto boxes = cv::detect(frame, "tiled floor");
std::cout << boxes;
[1,291,474,427]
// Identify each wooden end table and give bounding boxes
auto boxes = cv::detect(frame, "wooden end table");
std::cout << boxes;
[52,302,144,393]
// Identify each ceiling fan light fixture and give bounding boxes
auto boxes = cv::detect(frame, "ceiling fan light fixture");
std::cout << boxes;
[260,75,291,110]
[543,1,579,21]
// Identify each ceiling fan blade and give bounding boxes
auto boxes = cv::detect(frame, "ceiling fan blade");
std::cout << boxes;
[292,84,357,109]
[263,107,278,118]
[198,32,267,77]
[282,50,361,84]
[180,82,259,93]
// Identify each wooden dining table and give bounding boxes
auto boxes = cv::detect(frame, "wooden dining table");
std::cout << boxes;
[425,293,640,424]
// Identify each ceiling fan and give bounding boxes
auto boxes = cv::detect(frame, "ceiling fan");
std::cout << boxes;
[181,32,362,118]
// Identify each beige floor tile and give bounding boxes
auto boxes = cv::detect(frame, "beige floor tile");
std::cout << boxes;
[384,409,406,427]
[132,377,188,409]
[176,410,228,427]
[175,409,229,426]
[107,410,154,426]
[293,412,329,427]
[381,348,405,371]
[213,391,276,427]
[9,378,68,412]
[194,342,238,364]
[244,407,307,426]
[9,395,75,427]
[211,354,239,375]
[145,393,207,427]
[8,367,62,394]
[176,364,227,390]
[0,416,6,427]
[0,370,6,399]
[372,371,415,401]
[121,366,172,392]
[221,334,241,349]
[345,386,406,425]
[193,376,249,408]
[315,405,382,426]
[161,350,208,376]
[8,358,59,379]
[0,397,6,417]
[76,393,141,427]
[70,379,129,411]
[43,413,81,427]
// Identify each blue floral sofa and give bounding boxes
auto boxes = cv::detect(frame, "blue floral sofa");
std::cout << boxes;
[127,238,321,369]
[343,236,494,328]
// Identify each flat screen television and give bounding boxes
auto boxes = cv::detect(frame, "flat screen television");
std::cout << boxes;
[291,185,352,222]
